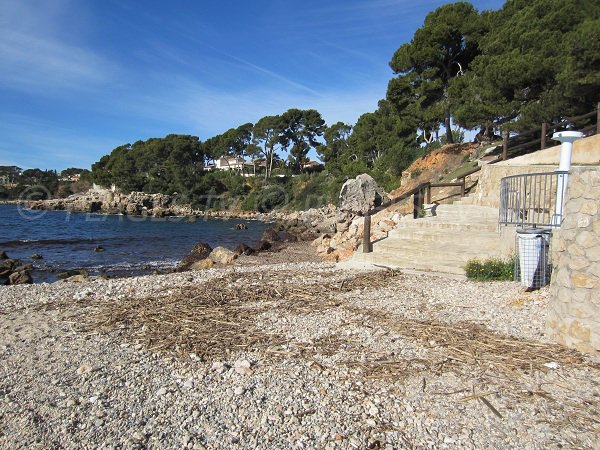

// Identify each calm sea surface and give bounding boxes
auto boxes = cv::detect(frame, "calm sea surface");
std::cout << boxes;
[0,205,269,283]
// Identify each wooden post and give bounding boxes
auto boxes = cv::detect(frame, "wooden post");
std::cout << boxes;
[460,178,465,196]
[502,130,509,161]
[597,102,600,134]
[426,184,431,204]
[541,122,547,149]
[413,190,422,219]
[362,213,372,253]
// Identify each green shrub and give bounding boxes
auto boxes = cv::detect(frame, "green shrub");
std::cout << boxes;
[241,185,289,212]
[465,257,514,282]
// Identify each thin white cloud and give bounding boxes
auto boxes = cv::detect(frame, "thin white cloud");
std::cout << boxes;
[0,113,122,170]
[0,1,115,93]
[221,53,320,96]
[109,75,383,138]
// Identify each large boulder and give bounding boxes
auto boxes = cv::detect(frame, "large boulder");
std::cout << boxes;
[9,270,33,285]
[234,243,255,256]
[261,228,281,242]
[338,174,387,214]
[190,258,215,270]
[179,242,213,270]
[190,242,213,259]
[209,247,237,265]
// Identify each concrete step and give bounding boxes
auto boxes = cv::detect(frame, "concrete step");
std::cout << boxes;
[392,220,498,233]
[452,194,479,205]
[353,248,490,275]
[434,204,499,217]
[352,202,504,276]
[373,237,500,256]
[388,228,500,243]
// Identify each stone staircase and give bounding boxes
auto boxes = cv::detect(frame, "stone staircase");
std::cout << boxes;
[351,200,504,276]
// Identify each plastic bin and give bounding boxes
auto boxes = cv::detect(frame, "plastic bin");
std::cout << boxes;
[516,228,551,289]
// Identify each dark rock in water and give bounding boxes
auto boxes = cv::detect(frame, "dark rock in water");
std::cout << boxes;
[0,259,17,274]
[191,242,213,259]
[234,243,255,256]
[94,245,105,252]
[57,269,89,280]
[0,250,7,259]
[90,201,103,213]
[179,242,214,271]
[14,264,33,272]
[235,223,248,230]
[9,271,32,285]
[261,228,280,242]
[256,240,272,251]
[31,253,43,260]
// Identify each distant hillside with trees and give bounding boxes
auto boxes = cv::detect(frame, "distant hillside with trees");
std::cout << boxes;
[9,0,600,210]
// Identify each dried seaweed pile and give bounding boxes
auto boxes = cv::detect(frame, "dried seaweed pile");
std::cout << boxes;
[68,269,400,360]
[343,309,588,379]
[67,267,596,391]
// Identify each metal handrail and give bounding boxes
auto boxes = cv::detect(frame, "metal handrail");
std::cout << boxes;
[499,171,568,228]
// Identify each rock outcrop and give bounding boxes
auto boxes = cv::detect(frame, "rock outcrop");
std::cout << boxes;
[28,190,177,217]
[338,174,387,214]
[0,253,34,285]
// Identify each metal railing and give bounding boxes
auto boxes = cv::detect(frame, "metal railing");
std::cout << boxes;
[499,171,567,228]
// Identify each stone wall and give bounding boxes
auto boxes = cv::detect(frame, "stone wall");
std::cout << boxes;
[547,167,600,355]
[501,134,600,166]
[472,165,552,207]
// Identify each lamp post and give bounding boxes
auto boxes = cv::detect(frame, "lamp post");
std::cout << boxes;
[551,130,584,225]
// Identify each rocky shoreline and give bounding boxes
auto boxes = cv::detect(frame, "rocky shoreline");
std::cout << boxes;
[1,256,598,449]
[23,175,409,264]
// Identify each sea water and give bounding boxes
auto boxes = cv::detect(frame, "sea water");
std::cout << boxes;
[0,205,268,283]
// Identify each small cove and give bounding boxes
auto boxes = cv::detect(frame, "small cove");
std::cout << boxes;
[0,205,269,283]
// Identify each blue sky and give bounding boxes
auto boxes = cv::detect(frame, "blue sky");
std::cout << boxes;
[0,0,504,171]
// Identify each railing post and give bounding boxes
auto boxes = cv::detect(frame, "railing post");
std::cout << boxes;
[413,189,423,219]
[460,178,465,196]
[362,213,372,253]
[502,130,509,161]
[541,122,547,149]
[426,183,431,204]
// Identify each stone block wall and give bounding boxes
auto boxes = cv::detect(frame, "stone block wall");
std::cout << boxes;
[547,167,600,355]
[473,165,552,207]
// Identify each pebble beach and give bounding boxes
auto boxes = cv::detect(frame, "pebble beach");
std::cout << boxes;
[1,244,599,449]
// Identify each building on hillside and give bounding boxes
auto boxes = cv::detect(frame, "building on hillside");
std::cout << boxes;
[301,161,323,171]
[60,173,82,182]
[0,166,22,185]
[204,156,259,176]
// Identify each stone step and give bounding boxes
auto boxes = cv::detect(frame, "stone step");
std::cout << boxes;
[352,248,490,275]
[351,202,505,276]
[373,236,500,255]
[388,228,500,243]
[434,204,498,216]
[392,220,498,233]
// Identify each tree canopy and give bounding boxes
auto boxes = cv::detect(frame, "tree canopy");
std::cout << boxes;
[25,0,599,210]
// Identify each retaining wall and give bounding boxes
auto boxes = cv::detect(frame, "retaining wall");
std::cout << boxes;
[547,167,600,355]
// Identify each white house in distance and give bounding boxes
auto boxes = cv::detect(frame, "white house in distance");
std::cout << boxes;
[203,157,322,176]
[204,156,257,176]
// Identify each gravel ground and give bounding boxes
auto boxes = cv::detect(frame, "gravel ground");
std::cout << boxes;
[1,250,599,449]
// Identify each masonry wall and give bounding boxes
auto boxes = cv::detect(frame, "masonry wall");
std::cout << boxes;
[473,165,552,207]
[547,167,600,355]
